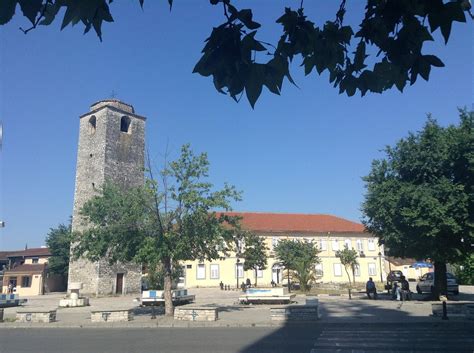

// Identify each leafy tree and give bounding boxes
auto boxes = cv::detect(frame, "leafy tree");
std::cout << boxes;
[362,110,474,299]
[145,260,183,290]
[45,221,72,279]
[73,144,241,316]
[274,239,320,292]
[453,254,474,285]
[242,232,268,287]
[1,1,472,107]
[336,248,359,286]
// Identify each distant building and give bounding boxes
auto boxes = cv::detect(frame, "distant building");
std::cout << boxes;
[1,247,64,296]
[181,212,386,288]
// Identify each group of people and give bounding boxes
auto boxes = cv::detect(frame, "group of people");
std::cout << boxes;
[366,275,411,301]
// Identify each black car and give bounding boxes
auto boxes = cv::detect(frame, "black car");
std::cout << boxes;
[385,270,404,292]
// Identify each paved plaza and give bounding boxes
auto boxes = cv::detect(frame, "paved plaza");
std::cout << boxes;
[1,285,473,328]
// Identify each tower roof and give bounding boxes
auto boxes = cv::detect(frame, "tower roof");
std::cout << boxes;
[90,99,135,113]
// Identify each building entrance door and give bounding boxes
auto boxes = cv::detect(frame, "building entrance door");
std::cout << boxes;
[116,273,124,294]
[272,264,282,284]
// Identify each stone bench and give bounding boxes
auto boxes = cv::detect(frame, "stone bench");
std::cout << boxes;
[174,307,218,321]
[16,309,56,323]
[432,302,474,318]
[271,304,320,322]
[91,309,133,322]
[239,287,296,304]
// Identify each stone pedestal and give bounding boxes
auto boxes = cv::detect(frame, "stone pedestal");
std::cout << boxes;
[174,307,218,321]
[59,282,89,307]
[91,309,133,322]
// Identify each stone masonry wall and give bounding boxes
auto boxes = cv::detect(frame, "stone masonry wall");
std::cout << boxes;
[68,100,145,295]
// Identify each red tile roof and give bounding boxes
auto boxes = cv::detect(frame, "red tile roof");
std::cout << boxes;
[223,212,365,233]
[4,263,46,273]
[7,248,51,258]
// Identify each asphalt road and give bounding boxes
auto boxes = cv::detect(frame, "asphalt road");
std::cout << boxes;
[0,327,320,353]
[1,323,474,353]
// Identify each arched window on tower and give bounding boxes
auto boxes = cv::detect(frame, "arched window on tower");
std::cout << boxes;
[120,116,131,133]
[88,116,96,134]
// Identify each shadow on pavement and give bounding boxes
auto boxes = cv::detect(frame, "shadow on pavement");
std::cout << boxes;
[238,298,474,353]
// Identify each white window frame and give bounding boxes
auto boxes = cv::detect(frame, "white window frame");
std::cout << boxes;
[332,239,339,251]
[210,264,219,279]
[319,239,327,251]
[354,264,360,277]
[334,263,342,277]
[235,263,244,279]
[272,237,279,249]
[257,267,264,278]
[368,263,377,276]
[344,239,352,249]
[368,239,376,251]
[196,263,206,280]
[315,263,324,277]
[356,239,363,252]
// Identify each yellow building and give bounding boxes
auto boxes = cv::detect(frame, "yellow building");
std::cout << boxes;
[181,212,386,288]
[1,247,65,296]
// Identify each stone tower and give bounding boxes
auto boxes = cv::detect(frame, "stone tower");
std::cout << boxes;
[68,99,145,295]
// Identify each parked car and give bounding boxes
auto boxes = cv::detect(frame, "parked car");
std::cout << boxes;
[385,270,404,293]
[416,272,459,295]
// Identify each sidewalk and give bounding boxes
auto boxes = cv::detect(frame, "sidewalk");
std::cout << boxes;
[0,288,471,328]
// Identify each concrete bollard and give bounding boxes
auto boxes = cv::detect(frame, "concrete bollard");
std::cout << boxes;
[442,301,449,320]
[0,308,3,322]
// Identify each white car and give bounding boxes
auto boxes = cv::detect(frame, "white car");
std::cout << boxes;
[416,272,459,295]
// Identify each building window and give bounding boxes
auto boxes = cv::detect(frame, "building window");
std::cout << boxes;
[356,239,363,252]
[334,264,342,277]
[257,267,264,278]
[32,258,39,264]
[344,239,352,249]
[120,116,131,133]
[354,264,360,277]
[272,237,279,249]
[315,263,324,277]
[210,264,219,279]
[332,239,339,251]
[368,239,376,251]
[368,263,377,276]
[235,263,244,279]
[319,239,327,251]
[196,264,206,279]
[88,116,96,134]
[21,276,31,288]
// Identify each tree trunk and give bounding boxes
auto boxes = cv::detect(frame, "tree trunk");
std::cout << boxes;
[351,265,356,285]
[162,257,174,317]
[344,266,351,288]
[434,261,448,300]
[254,268,258,287]
[287,268,291,293]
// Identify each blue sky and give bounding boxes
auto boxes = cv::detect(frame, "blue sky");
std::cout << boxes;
[0,1,472,250]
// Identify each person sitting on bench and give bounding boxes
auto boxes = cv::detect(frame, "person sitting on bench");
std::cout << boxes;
[366,277,377,299]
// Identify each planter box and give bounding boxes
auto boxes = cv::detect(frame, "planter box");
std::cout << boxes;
[91,309,133,322]
[271,305,319,322]
[16,310,56,323]
[174,307,218,321]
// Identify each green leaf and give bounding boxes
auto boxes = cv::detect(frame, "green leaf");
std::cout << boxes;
[237,9,261,30]
[39,3,61,26]
[18,0,42,25]
[353,41,366,71]
[168,0,172,11]
[0,0,17,25]
[423,55,444,68]
[245,63,265,108]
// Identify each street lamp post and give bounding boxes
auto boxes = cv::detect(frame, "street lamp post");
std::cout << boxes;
[378,252,383,283]
[236,258,240,289]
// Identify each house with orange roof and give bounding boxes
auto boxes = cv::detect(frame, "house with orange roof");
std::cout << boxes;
[179,212,387,288]
[1,247,65,296]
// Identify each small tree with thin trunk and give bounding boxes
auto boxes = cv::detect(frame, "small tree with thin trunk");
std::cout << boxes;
[73,144,241,316]
[274,239,320,292]
[242,232,268,287]
[336,248,359,287]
